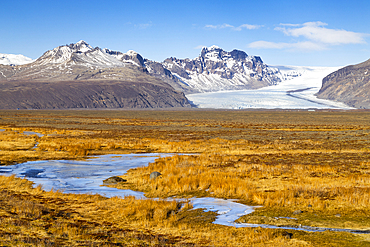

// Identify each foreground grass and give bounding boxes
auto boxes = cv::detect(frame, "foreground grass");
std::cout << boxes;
[1,109,370,246]
[0,175,310,246]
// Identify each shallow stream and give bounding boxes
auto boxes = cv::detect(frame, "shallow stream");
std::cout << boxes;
[0,154,256,227]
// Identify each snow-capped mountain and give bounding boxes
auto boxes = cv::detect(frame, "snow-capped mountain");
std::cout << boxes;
[0,41,137,81]
[0,53,34,66]
[102,45,283,93]
[0,41,191,109]
[0,41,304,95]
[34,40,125,67]
[161,46,282,93]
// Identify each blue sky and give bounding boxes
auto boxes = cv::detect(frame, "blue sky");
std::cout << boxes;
[1,0,369,66]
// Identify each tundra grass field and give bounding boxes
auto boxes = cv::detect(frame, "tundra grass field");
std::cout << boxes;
[0,109,370,246]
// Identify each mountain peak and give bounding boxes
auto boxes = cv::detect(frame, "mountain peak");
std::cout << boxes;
[205,45,221,50]
[125,50,141,57]
[76,40,88,45]
[68,40,93,53]
[200,45,222,53]
[34,41,126,67]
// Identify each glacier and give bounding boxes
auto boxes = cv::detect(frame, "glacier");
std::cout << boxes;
[187,65,354,109]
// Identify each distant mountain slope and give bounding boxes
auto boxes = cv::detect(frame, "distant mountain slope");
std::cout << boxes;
[0,53,33,66]
[0,41,190,109]
[316,59,370,109]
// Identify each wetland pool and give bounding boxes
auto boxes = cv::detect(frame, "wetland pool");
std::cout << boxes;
[0,154,257,228]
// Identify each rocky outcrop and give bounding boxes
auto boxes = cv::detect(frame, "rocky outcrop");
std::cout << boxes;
[316,59,370,109]
[149,171,161,180]
[103,176,127,185]
[103,48,145,67]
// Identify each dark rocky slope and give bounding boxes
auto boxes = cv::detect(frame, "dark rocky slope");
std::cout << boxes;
[0,79,189,109]
[316,59,370,109]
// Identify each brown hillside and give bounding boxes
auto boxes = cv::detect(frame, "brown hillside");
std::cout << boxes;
[316,59,370,109]
[0,79,190,109]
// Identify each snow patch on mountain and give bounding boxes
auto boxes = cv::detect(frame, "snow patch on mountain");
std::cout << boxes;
[35,41,126,68]
[75,40,93,52]
[0,53,34,65]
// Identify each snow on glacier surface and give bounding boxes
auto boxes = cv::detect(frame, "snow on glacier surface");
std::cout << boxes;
[187,65,353,109]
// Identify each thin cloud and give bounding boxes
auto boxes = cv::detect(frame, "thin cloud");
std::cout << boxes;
[234,24,262,31]
[249,21,367,51]
[278,23,301,27]
[276,21,366,45]
[194,45,206,49]
[205,23,262,31]
[205,24,234,29]
[249,40,326,51]
[134,21,153,29]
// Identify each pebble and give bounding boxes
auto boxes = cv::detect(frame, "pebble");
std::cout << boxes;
[293,210,303,215]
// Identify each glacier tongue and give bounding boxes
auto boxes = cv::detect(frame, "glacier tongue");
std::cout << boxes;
[187,66,353,109]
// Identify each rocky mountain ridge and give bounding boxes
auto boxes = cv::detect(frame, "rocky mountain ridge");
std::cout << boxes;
[162,46,281,92]
[104,45,283,93]
[0,41,190,109]
[1,41,287,94]
[316,59,370,109]
[1,40,319,110]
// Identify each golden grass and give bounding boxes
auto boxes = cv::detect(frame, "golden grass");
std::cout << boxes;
[0,174,313,246]
[1,109,370,246]
[119,153,370,214]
